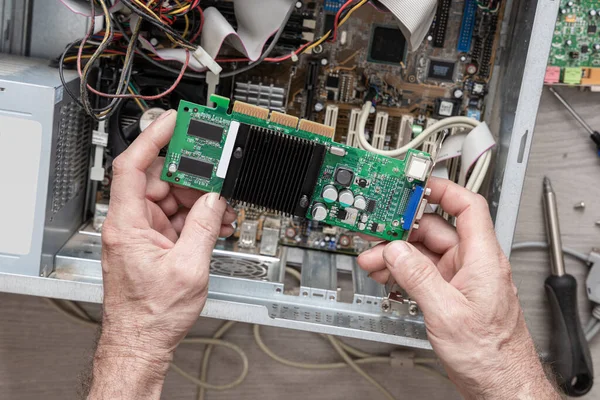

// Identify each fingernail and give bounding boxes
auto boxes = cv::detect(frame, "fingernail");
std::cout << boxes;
[226,204,235,214]
[384,242,411,264]
[156,109,174,122]
[361,247,374,256]
[205,193,219,209]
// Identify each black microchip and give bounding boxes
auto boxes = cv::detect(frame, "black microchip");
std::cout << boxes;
[570,51,580,59]
[327,91,336,101]
[370,223,378,233]
[187,119,224,143]
[334,168,354,187]
[427,60,456,82]
[589,25,597,34]
[337,209,348,220]
[366,199,376,213]
[178,157,214,179]
[326,75,340,88]
[358,178,368,188]
[368,26,407,64]
[582,45,589,53]
[428,60,456,82]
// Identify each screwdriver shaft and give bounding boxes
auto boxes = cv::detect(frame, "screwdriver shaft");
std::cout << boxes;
[542,177,566,277]
[548,87,595,135]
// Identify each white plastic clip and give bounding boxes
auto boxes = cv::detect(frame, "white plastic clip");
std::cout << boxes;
[192,46,222,76]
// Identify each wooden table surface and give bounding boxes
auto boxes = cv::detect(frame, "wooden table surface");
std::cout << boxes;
[1,88,599,399]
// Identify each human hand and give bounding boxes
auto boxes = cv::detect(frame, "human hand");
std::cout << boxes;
[358,178,559,399]
[89,110,236,399]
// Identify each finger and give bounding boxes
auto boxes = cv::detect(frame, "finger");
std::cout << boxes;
[383,241,463,316]
[219,224,235,238]
[157,194,179,217]
[146,158,170,202]
[409,214,459,255]
[412,242,442,265]
[425,177,496,247]
[357,243,386,273]
[175,193,228,266]
[223,205,237,225]
[169,208,189,234]
[368,269,390,285]
[110,110,177,225]
[171,186,204,209]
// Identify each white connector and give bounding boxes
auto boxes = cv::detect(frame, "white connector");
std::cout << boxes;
[90,121,108,182]
[324,104,339,131]
[346,108,361,147]
[192,46,222,76]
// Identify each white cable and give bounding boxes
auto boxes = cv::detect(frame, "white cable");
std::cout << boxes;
[511,242,591,264]
[356,101,491,193]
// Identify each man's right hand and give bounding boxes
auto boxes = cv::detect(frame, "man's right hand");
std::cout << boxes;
[358,178,560,399]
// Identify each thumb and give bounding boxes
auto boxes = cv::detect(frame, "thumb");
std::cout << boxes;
[175,193,227,264]
[383,241,462,316]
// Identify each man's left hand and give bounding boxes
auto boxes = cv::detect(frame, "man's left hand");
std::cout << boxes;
[89,110,236,399]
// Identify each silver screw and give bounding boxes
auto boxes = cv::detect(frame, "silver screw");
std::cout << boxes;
[409,304,418,316]
[595,221,600,227]
[574,201,586,210]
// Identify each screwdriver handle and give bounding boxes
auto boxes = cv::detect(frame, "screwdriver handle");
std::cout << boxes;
[591,131,600,157]
[545,274,594,396]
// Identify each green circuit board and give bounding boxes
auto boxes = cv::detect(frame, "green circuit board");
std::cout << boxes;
[161,95,432,241]
[546,0,600,85]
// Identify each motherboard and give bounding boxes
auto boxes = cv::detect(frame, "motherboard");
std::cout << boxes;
[546,0,600,86]
[88,0,505,256]
[217,0,504,255]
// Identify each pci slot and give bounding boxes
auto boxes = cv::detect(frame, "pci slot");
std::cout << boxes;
[422,118,439,155]
[457,0,477,53]
[372,111,389,150]
[396,115,414,148]
[324,104,339,131]
[346,108,362,147]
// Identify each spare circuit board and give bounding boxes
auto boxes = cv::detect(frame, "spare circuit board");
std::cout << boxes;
[546,0,600,86]
[161,96,432,242]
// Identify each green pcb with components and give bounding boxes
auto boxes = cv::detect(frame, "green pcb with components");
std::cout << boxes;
[549,1,600,69]
[161,95,432,241]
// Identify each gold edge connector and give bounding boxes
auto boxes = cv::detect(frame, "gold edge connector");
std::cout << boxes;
[270,111,299,128]
[298,119,335,139]
[232,101,270,120]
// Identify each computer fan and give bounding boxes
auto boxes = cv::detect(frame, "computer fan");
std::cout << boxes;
[108,74,206,157]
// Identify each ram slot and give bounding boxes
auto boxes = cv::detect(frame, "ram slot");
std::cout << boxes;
[372,112,389,150]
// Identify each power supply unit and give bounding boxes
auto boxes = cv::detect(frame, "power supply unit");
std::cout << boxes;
[0,55,92,277]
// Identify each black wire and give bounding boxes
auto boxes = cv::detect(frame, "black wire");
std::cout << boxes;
[112,4,295,80]
[119,0,196,48]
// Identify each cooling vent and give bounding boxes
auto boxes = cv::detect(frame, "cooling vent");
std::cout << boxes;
[210,254,270,280]
[51,102,92,216]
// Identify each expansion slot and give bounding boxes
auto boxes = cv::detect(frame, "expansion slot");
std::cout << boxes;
[346,108,361,147]
[396,115,414,148]
[324,104,339,131]
[372,112,389,150]
[162,96,432,241]
[457,0,478,53]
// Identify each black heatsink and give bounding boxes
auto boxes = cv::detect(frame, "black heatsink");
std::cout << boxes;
[221,124,326,217]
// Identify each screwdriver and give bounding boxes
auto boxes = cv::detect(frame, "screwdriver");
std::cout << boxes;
[548,86,600,157]
[542,177,594,396]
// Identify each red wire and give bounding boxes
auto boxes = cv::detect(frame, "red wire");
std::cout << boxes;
[333,0,355,41]
[265,41,312,62]
[83,51,190,100]
[190,6,204,43]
